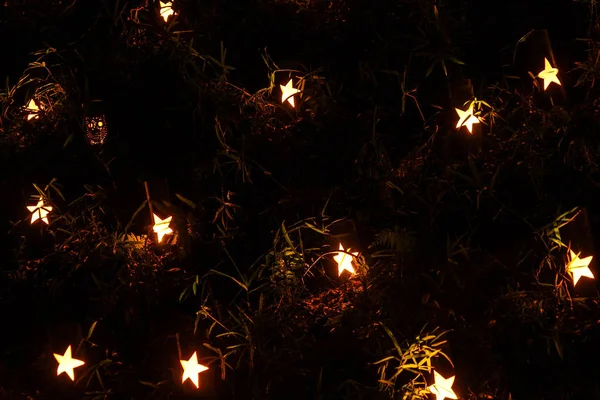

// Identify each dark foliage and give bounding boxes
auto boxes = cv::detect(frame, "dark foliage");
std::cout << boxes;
[2,0,600,399]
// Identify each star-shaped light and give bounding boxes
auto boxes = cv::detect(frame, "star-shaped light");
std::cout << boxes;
[180,351,209,388]
[566,249,594,286]
[25,99,39,121]
[27,198,53,224]
[280,79,301,108]
[333,243,359,276]
[537,58,561,90]
[152,213,173,243]
[159,1,175,22]
[53,345,85,381]
[455,102,480,134]
[427,371,458,400]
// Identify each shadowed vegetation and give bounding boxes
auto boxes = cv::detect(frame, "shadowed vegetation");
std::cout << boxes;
[2,0,600,399]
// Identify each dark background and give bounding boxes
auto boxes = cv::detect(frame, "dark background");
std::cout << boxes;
[2,0,600,399]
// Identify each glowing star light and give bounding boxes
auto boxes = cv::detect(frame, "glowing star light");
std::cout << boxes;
[333,243,359,276]
[537,58,561,90]
[159,1,174,22]
[152,213,173,243]
[53,345,85,381]
[455,102,480,134]
[27,198,53,224]
[566,249,594,286]
[181,351,209,388]
[427,371,458,400]
[25,99,39,121]
[280,79,300,108]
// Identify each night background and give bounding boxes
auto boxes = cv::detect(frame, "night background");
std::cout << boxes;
[1,0,600,399]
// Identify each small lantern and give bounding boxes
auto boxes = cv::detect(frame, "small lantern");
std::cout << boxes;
[280,79,301,108]
[180,351,209,388]
[427,371,458,400]
[27,198,52,225]
[25,99,40,121]
[83,101,108,146]
[559,208,597,294]
[537,58,561,91]
[153,213,173,243]
[159,1,175,22]
[143,179,175,243]
[53,345,85,381]
[333,243,359,276]
[513,29,566,102]
[566,249,594,286]
[84,116,108,145]
[454,101,480,134]
[328,219,361,277]
[443,79,482,160]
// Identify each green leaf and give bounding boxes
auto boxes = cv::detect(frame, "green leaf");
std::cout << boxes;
[553,335,563,360]
[381,323,403,357]
[179,287,188,303]
[63,133,74,148]
[176,193,196,209]
[209,269,248,291]
[304,222,325,235]
[139,381,158,389]
[86,321,98,340]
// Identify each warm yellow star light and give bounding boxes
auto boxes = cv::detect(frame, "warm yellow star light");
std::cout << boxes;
[152,213,173,243]
[27,198,53,225]
[455,102,480,134]
[427,371,458,400]
[566,249,594,286]
[280,79,301,108]
[333,243,359,276]
[537,58,561,90]
[159,1,175,22]
[180,351,209,388]
[26,99,39,121]
[53,345,85,381]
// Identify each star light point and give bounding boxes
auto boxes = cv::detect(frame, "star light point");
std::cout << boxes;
[427,371,458,400]
[26,99,39,121]
[27,198,53,225]
[567,249,594,286]
[537,58,561,90]
[152,213,173,243]
[455,102,480,134]
[280,79,301,108]
[181,351,209,388]
[333,243,359,276]
[53,345,85,381]
[159,1,175,22]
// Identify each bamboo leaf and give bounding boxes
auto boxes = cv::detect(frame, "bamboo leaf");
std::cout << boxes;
[176,193,197,209]
[209,269,248,291]
[86,321,98,340]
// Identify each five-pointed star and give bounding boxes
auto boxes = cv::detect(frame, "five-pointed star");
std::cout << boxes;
[159,1,174,22]
[53,345,85,381]
[333,243,359,276]
[27,198,53,224]
[537,58,561,90]
[427,371,458,400]
[566,249,594,286]
[280,79,301,108]
[455,102,480,134]
[26,99,39,121]
[181,351,209,388]
[152,213,173,243]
